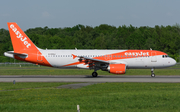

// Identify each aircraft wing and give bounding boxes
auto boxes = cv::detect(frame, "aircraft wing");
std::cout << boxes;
[80,56,108,63]
[72,54,109,64]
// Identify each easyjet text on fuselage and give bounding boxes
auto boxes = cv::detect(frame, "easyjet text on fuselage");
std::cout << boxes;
[124,52,149,56]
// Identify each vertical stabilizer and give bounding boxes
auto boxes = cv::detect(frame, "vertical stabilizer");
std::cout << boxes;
[6,22,51,66]
[7,22,38,53]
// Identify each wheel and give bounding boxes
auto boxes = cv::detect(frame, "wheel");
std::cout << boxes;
[92,72,98,77]
[151,73,155,77]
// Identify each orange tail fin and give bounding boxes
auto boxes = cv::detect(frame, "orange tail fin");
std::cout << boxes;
[7,22,51,67]
[7,22,38,52]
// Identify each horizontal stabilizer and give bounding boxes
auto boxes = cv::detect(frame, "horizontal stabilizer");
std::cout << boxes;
[4,51,28,59]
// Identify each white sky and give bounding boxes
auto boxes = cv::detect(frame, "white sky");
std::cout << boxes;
[0,0,180,31]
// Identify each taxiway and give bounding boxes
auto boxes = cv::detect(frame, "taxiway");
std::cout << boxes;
[0,75,180,83]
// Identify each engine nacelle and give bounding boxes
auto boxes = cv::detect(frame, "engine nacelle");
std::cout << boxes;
[107,64,126,74]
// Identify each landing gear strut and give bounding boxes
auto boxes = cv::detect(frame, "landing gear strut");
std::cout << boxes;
[92,72,98,77]
[151,68,155,77]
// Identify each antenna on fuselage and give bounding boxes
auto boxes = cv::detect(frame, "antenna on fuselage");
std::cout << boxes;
[150,48,152,50]
[75,47,77,50]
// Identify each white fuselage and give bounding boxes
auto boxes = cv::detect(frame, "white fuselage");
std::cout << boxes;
[39,49,176,69]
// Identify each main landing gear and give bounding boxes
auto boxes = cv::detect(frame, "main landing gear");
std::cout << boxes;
[92,68,99,77]
[151,68,155,77]
[92,72,98,77]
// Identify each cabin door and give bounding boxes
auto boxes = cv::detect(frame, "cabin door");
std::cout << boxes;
[37,51,43,61]
[151,52,157,62]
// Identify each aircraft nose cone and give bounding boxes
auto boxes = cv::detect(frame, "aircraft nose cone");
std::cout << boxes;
[171,59,177,66]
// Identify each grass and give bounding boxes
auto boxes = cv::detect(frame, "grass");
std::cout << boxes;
[0,82,180,112]
[0,82,75,91]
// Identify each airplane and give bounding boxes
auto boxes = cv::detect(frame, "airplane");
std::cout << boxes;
[4,22,177,77]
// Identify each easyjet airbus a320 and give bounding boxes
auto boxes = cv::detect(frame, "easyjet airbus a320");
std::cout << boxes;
[4,23,177,77]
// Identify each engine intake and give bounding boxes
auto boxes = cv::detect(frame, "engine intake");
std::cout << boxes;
[107,64,126,74]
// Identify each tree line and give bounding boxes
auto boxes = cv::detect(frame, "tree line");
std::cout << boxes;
[0,24,180,62]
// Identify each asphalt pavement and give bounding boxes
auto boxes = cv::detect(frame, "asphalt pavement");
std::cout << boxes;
[0,75,180,83]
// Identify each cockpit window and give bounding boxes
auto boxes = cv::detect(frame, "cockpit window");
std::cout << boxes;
[162,55,169,58]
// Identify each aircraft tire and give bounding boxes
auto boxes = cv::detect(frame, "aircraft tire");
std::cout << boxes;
[92,72,98,77]
[151,73,155,77]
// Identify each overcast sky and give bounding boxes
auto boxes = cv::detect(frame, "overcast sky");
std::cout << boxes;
[0,0,180,31]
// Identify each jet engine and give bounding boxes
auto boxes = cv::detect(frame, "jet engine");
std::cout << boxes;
[107,64,126,74]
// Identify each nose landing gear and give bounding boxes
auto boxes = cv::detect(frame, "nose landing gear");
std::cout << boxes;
[151,68,155,77]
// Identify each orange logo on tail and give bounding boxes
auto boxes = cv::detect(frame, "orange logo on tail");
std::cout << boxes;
[10,24,31,48]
